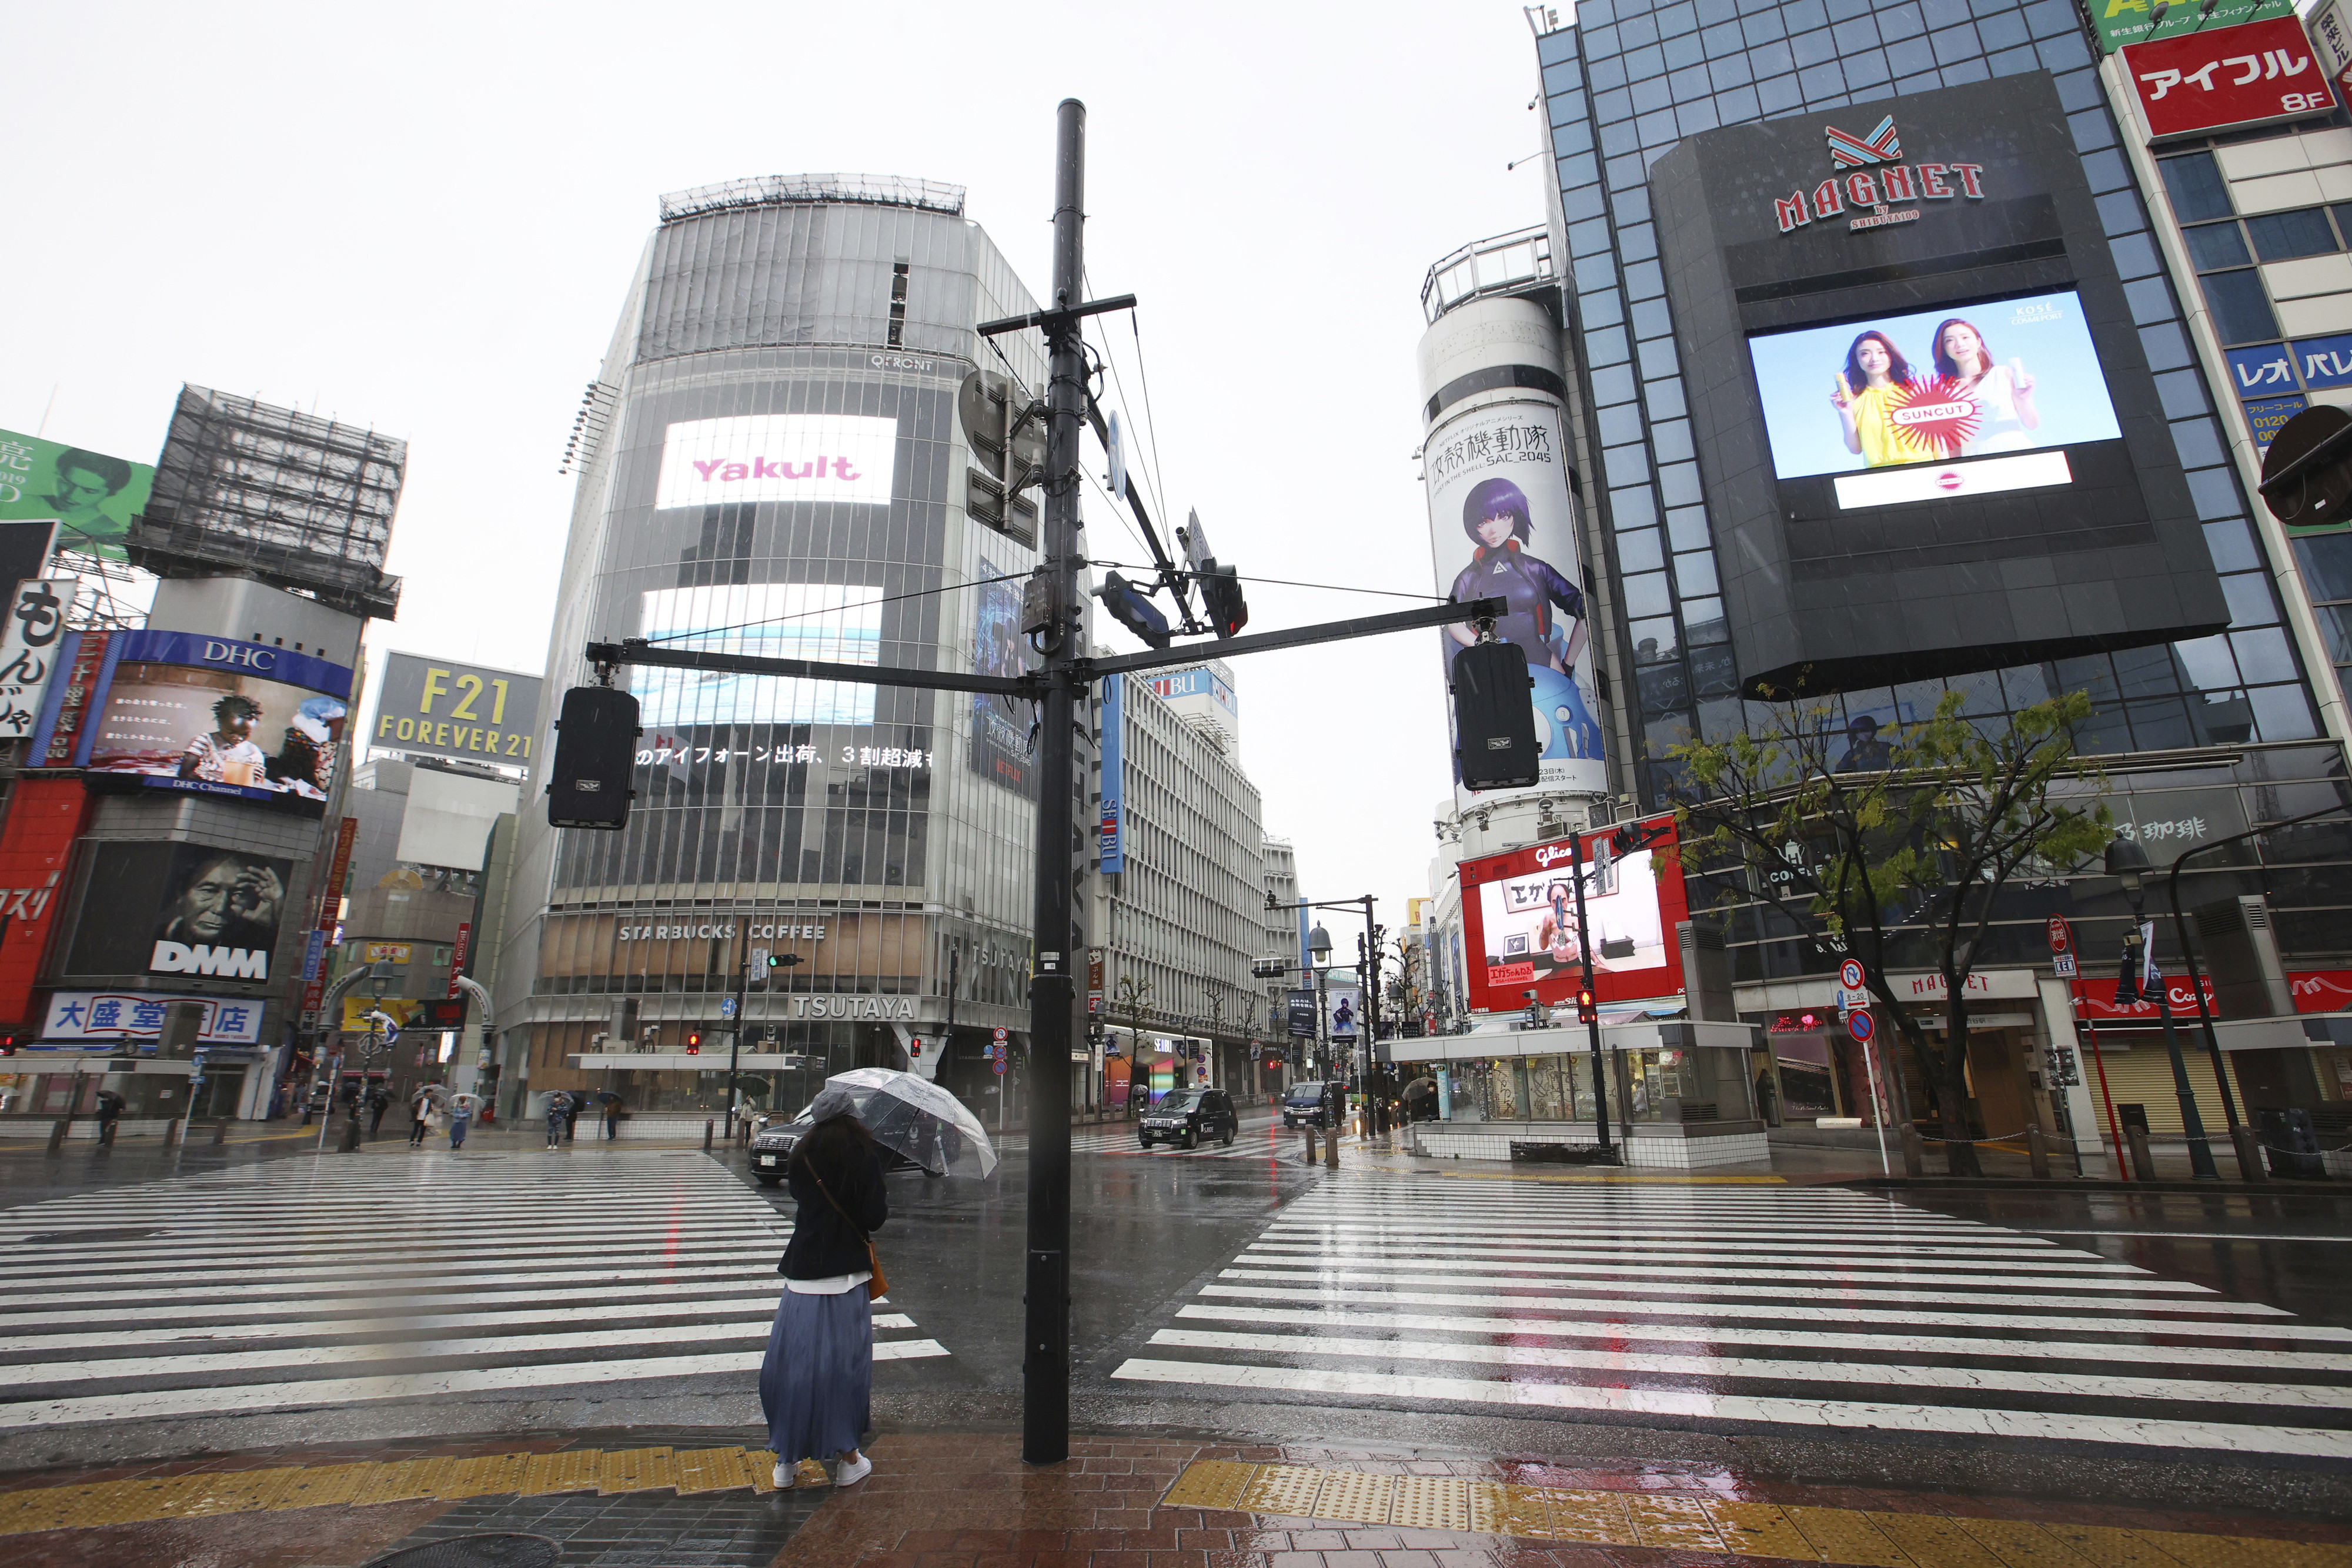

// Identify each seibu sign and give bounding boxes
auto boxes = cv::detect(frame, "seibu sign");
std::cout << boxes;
[2123,16,2331,139]
[1773,113,1986,235]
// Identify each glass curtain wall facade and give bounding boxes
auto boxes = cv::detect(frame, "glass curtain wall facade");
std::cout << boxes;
[495,179,1054,1116]
[1526,6,2352,1076]
[1535,1,2318,814]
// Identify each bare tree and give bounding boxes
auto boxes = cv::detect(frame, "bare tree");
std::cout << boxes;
[1668,690,2112,1176]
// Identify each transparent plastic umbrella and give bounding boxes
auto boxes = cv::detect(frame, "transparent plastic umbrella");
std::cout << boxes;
[808,1066,998,1177]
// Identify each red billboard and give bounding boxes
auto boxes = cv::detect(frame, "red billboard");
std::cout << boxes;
[1457,818,1690,1015]
[2123,18,2335,140]
[0,777,93,1027]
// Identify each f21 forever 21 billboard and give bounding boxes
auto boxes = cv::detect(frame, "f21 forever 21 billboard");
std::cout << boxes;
[1648,72,2228,697]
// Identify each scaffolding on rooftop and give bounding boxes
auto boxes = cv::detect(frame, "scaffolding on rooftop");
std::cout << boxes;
[130,386,404,620]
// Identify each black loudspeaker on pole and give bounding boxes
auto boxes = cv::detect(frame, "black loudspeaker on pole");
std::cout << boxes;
[1023,96,1087,1467]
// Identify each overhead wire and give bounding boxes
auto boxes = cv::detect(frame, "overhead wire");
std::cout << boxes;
[1083,268,1171,526]
[1084,559,1447,603]
[636,571,1030,647]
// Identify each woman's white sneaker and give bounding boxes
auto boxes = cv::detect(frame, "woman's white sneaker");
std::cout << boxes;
[834,1453,872,1486]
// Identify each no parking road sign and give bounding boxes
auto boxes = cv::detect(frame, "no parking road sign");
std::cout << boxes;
[1847,1008,1875,1044]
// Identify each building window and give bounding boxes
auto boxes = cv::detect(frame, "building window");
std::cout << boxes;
[888,262,909,348]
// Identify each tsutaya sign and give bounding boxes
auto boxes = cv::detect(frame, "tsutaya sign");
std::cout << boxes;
[783,994,916,1021]
[1773,115,1986,234]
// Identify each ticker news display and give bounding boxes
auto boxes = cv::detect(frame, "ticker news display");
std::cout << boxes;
[1457,821,1689,1015]
[78,631,352,811]
[1650,72,2227,696]
[1746,290,2123,499]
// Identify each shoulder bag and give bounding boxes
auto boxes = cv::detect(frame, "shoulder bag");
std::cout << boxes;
[807,1165,888,1299]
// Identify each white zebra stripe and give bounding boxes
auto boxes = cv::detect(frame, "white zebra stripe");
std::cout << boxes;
[1115,1176,2352,1457]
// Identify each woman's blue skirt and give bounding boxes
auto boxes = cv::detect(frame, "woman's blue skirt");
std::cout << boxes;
[758,1286,873,1463]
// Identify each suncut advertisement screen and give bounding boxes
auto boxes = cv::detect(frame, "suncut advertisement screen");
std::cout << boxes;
[1458,820,1690,1014]
[1746,290,2123,488]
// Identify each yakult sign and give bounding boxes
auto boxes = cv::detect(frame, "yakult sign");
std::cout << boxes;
[654,414,898,509]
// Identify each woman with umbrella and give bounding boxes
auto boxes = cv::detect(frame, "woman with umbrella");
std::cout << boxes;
[761,1088,887,1489]
[447,1091,479,1152]
[544,1090,573,1152]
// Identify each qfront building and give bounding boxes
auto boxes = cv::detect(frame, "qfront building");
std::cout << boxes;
[1457,1,2352,1160]
[494,175,1064,1118]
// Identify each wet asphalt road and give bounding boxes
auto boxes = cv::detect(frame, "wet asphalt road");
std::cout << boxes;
[2,1120,2349,1520]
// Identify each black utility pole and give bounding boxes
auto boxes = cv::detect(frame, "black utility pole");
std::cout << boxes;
[1023,96,1088,1467]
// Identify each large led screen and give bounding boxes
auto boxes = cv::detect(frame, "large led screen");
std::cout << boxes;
[83,632,351,807]
[1746,290,2122,493]
[1457,820,1690,1015]
[970,556,1033,793]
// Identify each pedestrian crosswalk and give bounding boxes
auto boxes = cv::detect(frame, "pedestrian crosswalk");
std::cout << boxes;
[1111,1174,2352,1459]
[0,1152,946,1433]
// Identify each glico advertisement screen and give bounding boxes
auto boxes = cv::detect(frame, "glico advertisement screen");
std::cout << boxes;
[1746,290,2123,504]
[1457,819,1690,1015]
[79,631,352,811]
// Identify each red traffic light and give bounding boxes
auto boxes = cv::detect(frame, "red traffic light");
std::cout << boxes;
[686,1032,701,1054]
[1575,987,1598,1025]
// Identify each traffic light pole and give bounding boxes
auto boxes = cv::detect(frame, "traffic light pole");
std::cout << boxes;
[574,102,1518,1467]
[726,945,751,1142]
[1569,833,1611,1156]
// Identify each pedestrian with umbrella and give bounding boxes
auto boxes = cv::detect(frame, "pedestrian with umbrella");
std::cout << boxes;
[407,1084,443,1149]
[447,1091,478,1151]
[544,1090,572,1152]
[811,1066,998,1178]
[761,1086,887,1489]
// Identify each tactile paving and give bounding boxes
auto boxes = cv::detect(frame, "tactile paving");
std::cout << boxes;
[1235,1463,1328,1518]
[1160,1459,1258,1511]
[1310,1468,1395,1523]
[1390,1474,1472,1530]
[1620,1493,1726,1552]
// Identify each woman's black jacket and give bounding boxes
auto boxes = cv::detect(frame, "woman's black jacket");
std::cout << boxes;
[779,1138,888,1280]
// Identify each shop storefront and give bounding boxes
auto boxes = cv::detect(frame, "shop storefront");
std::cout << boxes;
[1392,1019,1766,1169]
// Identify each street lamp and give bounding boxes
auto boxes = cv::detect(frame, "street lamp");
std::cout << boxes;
[2107,837,2218,1179]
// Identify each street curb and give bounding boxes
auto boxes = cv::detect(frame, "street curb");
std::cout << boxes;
[1834,1176,2341,1195]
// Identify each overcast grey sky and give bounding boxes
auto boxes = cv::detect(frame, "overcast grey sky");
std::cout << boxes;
[6,2,1555,927]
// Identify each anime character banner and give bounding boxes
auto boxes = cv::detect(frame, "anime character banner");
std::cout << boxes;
[1424,400,1606,807]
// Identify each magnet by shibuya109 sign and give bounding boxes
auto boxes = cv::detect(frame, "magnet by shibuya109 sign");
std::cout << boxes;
[1457,819,1690,1015]
[2123,16,2335,140]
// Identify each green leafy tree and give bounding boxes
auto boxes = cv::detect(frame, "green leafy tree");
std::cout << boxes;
[1668,690,2112,1176]
[1114,971,1154,1117]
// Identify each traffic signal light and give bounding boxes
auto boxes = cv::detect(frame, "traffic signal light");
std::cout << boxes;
[1095,571,1171,648]
[1576,987,1598,1025]
[686,1032,701,1054]
[1197,562,1248,638]
[1450,639,1539,791]
[547,686,642,830]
